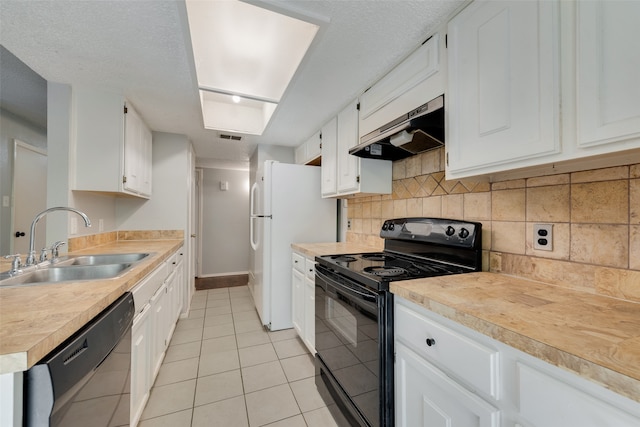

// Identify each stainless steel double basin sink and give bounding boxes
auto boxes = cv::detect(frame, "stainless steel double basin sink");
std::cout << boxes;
[0,253,150,288]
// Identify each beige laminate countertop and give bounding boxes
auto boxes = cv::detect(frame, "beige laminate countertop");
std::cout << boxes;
[293,243,640,403]
[392,273,640,403]
[0,239,183,374]
[291,242,382,258]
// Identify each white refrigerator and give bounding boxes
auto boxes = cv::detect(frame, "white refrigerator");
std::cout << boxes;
[249,160,336,331]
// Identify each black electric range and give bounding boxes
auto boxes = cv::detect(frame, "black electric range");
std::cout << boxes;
[314,218,482,427]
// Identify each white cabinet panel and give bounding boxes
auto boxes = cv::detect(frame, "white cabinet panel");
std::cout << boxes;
[518,362,640,427]
[131,303,151,427]
[576,0,640,148]
[396,342,500,427]
[321,117,338,197]
[337,100,360,194]
[292,267,304,338]
[447,0,560,176]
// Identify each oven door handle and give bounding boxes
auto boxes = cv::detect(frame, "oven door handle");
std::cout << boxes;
[316,267,377,303]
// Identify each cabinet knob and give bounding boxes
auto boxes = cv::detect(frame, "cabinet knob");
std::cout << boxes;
[425,338,436,347]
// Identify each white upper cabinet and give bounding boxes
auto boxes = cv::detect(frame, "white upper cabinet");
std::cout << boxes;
[336,100,361,194]
[295,131,322,165]
[73,86,152,198]
[321,100,392,198]
[447,0,561,178]
[447,0,640,180]
[576,0,640,150]
[360,32,444,138]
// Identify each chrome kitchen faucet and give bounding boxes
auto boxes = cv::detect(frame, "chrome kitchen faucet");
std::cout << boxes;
[25,207,91,266]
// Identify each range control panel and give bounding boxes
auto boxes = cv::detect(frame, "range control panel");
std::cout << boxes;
[380,217,481,249]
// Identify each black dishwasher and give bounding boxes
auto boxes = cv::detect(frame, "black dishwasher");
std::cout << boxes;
[25,292,134,427]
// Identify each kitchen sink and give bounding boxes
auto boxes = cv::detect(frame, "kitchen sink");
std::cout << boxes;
[0,263,133,287]
[68,253,149,266]
[0,252,152,288]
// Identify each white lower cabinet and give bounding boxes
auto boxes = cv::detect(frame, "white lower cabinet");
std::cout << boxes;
[395,296,640,427]
[291,250,316,354]
[130,247,184,426]
[395,341,500,427]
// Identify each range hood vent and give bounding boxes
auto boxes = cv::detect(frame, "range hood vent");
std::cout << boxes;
[349,95,444,161]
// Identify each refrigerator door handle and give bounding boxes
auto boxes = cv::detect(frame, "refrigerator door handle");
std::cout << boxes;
[250,182,258,216]
[250,216,258,250]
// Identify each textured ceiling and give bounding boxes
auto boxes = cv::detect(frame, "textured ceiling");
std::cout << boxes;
[0,0,465,168]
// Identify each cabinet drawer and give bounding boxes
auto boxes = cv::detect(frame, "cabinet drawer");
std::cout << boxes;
[292,252,305,273]
[132,262,168,315]
[395,301,499,399]
[304,257,316,280]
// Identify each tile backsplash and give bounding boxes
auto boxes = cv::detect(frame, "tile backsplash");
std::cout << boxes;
[346,148,640,304]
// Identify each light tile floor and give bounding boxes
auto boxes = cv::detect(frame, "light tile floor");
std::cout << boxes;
[138,286,340,427]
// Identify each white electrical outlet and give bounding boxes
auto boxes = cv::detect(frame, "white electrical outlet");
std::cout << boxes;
[533,224,553,251]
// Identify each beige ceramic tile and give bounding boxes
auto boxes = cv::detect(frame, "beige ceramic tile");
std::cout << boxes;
[191,395,248,427]
[361,202,372,219]
[491,179,525,191]
[406,197,423,217]
[631,179,640,224]
[421,148,443,174]
[595,267,640,303]
[630,225,640,271]
[422,196,442,217]
[525,222,570,260]
[393,199,408,217]
[526,185,570,222]
[392,160,406,180]
[570,224,629,268]
[141,379,196,420]
[370,200,382,219]
[492,221,526,254]
[463,192,491,221]
[492,189,526,221]
[442,194,463,219]
[381,199,394,218]
[480,222,492,251]
[631,164,640,178]
[194,369,244,406]
[527,173,570,187]
[571,166,628,183]
[138,409,193,427]
[241,360,287,393]
[571,181,628,224]
[280,354,315,382]
[245,383,301,426]
[405,155,422,177]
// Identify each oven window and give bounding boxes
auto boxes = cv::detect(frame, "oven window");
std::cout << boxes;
[316,282,380,427]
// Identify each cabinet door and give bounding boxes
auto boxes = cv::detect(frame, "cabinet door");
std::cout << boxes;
[307,131,322,161]
[131,303,151,426]
[321,117,338,197]
[576,0,640,149]
[447,0,560,176]
[395,342,500,427]
[518,362,640,427]
[337,101,360,194]
[303,275,315,353]
[292,267,305,338]
[150,283,167,378]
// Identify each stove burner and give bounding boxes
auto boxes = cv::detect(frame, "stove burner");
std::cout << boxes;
[364,266,407,277]
[361,253,396,262]
[331,255,357,262]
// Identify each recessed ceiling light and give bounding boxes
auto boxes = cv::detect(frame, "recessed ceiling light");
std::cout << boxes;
[185,0,320,135]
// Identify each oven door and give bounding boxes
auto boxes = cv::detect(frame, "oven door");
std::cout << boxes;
[315,264,392,427]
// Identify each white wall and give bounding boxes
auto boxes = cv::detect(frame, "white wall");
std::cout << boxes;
[200,167,250,276]
[116,132,191,232]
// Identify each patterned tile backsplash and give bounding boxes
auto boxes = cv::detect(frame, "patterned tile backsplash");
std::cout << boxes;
[346,148,640,304]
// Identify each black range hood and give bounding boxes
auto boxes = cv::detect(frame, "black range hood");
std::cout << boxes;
[350,95,444,161]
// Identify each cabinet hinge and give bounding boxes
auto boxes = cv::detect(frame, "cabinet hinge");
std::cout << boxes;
[320,132,322,141]
[124,105,128,114]
[357,175,361,183]
[320,143,322,149]
[123,175,127,184]
[445,34,447,48]
[356,102,360,111]
[446,152,449,166]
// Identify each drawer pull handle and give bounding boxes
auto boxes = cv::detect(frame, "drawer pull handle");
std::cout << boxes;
[425,338,436,347]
